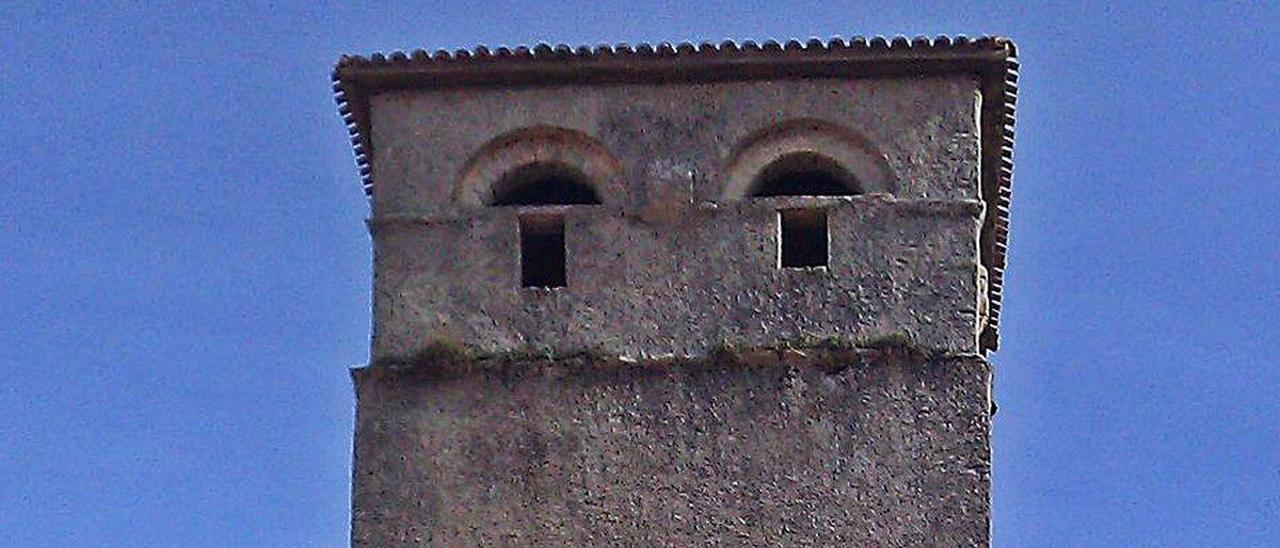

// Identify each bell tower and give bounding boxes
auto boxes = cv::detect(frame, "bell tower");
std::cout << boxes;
[335,36,1018,546]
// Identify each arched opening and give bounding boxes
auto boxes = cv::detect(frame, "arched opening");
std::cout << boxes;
[491,162,602,206]
[489,162,601,288]
[455,126,622,208]
[749,153,858,270]
[722,119,892,201]
[749,152,860,197]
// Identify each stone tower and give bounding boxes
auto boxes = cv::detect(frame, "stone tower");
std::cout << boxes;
[334,36,1018,546]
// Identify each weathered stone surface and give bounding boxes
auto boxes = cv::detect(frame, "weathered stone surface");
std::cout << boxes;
[369,76,982,217]
[362,75,985,361]
[351,352,991,546]
[371,196,982,360]
[337,44,1015,546]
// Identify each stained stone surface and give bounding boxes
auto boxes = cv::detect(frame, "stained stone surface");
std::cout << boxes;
[368,76,983,216]
[365,75,985,362]
[351,351,992,547]
[371,195,983,361]
[346,65,1001,546]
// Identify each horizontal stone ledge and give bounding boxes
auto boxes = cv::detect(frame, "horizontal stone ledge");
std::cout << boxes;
[365,195,985,229]
[356,334,987,383]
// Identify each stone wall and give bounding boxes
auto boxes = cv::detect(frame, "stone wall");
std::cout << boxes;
[351,349,991,546]
[368,76,982,216]
[365,75,985,361]
[352,71,995,546]
[371,196,983,360]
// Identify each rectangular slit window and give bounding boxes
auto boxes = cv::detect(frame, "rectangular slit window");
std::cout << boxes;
[780,208,828,268]
[519,214,566,288]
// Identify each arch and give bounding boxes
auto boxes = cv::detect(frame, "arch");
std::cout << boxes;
[721,119,895,200]
[455,126,622,207]
[751,152,860,197]
[491,161,601,206]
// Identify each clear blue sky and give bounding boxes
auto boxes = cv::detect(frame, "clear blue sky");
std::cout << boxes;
[2,1,1276,546]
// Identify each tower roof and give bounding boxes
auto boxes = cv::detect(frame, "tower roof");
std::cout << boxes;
[332,35,1019,352]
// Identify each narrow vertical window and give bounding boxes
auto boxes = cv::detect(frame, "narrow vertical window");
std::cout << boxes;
[779,208,828,268]
[519,214,566,288]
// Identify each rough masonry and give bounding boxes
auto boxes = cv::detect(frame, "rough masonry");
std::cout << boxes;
[334,36,1019,546]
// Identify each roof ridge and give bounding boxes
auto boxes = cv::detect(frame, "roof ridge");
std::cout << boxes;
[334,35,1012,68]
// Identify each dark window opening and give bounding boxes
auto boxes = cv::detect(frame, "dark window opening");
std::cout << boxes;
[492,163,602,206]
[520,214,566,288]
[751,152,860,197]
[780,209,828,268]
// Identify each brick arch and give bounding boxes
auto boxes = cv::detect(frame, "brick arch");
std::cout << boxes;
[455,126,623,207]
[721,119,896,200]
